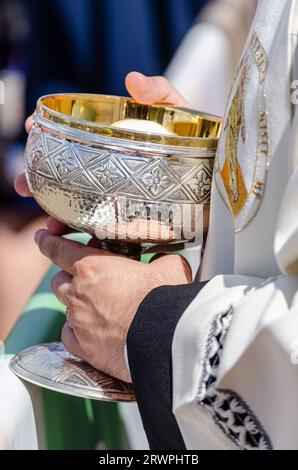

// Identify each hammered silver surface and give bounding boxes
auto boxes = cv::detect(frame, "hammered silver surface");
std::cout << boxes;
[25,124,215,241]
[9,342,135,402]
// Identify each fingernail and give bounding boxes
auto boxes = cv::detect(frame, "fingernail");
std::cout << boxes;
[34,230,42,244]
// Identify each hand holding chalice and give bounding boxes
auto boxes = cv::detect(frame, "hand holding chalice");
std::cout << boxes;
[10,91,221,402]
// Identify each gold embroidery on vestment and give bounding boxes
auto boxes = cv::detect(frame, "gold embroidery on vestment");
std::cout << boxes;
[215,31,270,232]
[221,62,249,216]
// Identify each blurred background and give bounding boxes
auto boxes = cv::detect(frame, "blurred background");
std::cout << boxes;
[0,0,204,340]
[0,0,258,342]
[0,0,258,450]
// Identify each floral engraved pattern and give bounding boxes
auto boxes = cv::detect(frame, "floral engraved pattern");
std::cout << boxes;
[54,149,77,177]
[90,160,124,189]
[25,126,216,204]
[189,166,212,200]
[27,133,43,169]
[141,166,172,196]
[31,148,43,169]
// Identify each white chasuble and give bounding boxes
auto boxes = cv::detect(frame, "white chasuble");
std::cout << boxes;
[173,0,298,450]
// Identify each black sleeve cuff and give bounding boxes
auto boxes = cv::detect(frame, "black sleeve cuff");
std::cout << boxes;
[127,282,207,450]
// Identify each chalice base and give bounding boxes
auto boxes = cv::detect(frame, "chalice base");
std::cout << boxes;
[9,242,142,402]
[9,342,135,402]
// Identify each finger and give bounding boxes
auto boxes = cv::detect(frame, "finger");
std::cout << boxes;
[125,71,190,107]
[46,217,73,236]
[51,270,72,305]
[35,229,91,274]
[61,323,82,358]
[25,116,34,134]
[34,229,111,274]
[14,173,32,197]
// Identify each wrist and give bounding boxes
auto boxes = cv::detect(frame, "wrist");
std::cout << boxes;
[148,254,192,286]
[121,256,192,381]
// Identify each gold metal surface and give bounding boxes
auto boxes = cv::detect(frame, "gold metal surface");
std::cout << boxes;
[37,94,222,148]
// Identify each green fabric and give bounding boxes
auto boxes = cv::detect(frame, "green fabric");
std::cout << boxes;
[141,251,183,264]
[5,264,64,354]
[42,390,127,450]
[23,293,65,315]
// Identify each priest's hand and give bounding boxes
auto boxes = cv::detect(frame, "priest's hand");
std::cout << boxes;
[34,229,192,382]
[124,71,190,107]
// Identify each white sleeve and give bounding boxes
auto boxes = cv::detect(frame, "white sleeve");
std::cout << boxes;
[171,107,298,450]
[172,274,298,450]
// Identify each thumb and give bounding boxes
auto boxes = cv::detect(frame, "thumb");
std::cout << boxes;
[14,173,32,197]
[125,71,190,107]
[25,116,34,134]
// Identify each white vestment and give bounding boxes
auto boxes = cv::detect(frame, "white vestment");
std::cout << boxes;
[0,357,38,449]
[172,0,298,450]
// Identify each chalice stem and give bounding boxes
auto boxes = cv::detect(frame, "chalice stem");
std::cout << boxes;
[101,240,142,261]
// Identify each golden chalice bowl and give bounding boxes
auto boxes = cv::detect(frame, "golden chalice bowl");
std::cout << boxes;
[10,94,222,402]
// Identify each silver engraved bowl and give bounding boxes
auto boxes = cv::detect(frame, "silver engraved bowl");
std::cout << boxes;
[25,94,222,246]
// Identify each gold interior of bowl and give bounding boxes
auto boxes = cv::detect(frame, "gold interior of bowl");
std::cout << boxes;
[36,94,222,148]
